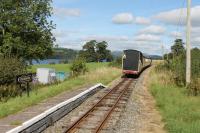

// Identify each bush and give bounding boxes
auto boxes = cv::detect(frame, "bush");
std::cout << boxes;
[170,55,186,86]
[0,85,20,101]
[108,57,122,68]
[0,57,27,85]
[161,48,200,95]
[0,57,27,100]
[70,58,88,77]
[49,62,55,65]
[188,78,200,96]
[59,60,68,64]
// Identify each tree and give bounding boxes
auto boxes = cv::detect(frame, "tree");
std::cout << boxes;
[96,41,113,62]
[0,0,55,61]
[96,41,107,62]
[171,39,185,57]
[70,58,88,77]
[191,48,200,78]
[79,40,97,62]
[79,40,113,62]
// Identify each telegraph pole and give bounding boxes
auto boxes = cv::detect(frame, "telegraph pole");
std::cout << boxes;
[186,0,191,85]
[161,44,164,60]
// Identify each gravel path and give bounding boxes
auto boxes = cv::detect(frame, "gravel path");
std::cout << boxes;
[113,67,166,133]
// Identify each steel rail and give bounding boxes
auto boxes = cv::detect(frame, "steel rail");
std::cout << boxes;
[94,79,133,133]
[64,78,127,133]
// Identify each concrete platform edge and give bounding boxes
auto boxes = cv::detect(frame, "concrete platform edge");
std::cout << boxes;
[6,83,106,133]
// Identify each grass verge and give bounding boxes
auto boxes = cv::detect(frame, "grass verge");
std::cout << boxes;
[0,66,121,118]
[150,67,200,133]
[29,62,109,72]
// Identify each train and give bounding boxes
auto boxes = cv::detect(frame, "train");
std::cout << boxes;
[122,49,152,76]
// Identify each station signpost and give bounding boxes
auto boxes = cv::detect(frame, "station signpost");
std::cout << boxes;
[16,73,34,97]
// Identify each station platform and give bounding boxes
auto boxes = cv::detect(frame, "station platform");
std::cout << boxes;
[0,84,94,133]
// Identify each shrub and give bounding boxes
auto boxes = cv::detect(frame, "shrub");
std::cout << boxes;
[49,62,55,65]
[70,58,88,77]
[161,48,200,95]
[170,55,186,86]
[59,60,68,64]
[0,57,27,100]
[0,85,19,101]
[108,56,122,68]
[0,57,27,85]
[188,78,200,96]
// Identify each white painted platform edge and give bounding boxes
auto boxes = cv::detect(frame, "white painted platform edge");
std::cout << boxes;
[6,83,106,133]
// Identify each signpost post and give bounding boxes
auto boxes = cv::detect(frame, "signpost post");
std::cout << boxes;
[16,73,33,97]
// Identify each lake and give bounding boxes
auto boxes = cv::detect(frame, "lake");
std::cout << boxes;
[31,59,63,65]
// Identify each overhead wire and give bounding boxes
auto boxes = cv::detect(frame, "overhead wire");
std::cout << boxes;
[175,0,186,40]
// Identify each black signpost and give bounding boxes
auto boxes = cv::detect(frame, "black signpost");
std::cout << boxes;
[16,73,34,97]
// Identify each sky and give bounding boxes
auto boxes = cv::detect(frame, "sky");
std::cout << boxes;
[51,0,200,55]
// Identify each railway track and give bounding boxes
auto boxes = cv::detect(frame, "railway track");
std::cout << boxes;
[64,78,135,133]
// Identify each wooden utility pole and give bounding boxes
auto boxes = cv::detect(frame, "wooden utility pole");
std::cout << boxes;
[161,44,164,60]
[186,0,191,85]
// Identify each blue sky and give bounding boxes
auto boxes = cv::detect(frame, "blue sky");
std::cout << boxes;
[52,0,200,55]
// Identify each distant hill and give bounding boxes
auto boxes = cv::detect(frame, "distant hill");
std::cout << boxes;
[111,51,123,59]
[111,51,162,60]
[149,55,163,60]
[48,48,78,62]
[49,48,123,62]
[48,48,162,62]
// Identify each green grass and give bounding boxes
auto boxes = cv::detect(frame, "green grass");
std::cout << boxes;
[0,66,121,118]
[29,62,109,73]
[150,68,200,133]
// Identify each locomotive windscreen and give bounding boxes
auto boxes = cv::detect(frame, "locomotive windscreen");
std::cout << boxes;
[123,50,139,71]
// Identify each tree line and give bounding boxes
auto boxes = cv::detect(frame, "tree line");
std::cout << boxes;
[162,39,200,95]
[47,48,78,63]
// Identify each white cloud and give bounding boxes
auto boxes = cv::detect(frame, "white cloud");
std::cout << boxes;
[53,30,68,38]
[81,35,129,42]
[193,37,200,42]
[112,13,151,25]
[53,7,81,17]
[191,27,200,37]
[192,37,200,46]
[112,13,134,24]
[139,25,166,35]
[170,31,183,38]
[53,29,80,38]
[112,41,162,55]
[135,17,151,25]
[56,33,163,55]
[134,34,161,42]
[154,6,200,27]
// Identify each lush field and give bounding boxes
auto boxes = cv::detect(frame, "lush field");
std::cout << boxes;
[150,66,200,133]
[29,62,109,73]
[0,65,121,118]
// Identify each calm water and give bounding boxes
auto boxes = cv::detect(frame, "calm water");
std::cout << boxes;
[32,59,62,65]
